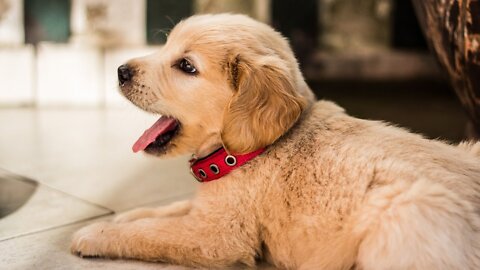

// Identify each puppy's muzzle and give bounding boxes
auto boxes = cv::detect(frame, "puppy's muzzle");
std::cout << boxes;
[118,64,133,85]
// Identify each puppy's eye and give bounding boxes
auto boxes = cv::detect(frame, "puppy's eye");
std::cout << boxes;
[178,58,197,74]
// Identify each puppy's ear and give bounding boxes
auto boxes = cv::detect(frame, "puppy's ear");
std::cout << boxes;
[221,54,306,154]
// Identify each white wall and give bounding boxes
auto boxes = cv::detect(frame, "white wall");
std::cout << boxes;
[0,0,153,107]
[0,44,162,107]
[36,44,103,106]
[0,46,34,105]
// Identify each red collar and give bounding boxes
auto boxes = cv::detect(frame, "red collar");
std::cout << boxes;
[189,147,264,182]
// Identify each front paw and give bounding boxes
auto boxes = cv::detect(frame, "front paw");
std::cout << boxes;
[71,222,116,258]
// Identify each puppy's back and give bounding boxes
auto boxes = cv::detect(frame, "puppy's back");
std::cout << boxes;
[258,100,480,269]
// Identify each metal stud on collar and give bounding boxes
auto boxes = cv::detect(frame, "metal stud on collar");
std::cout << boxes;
[224,155,237,166]
[209,164,220,174]
[198,169,207,179]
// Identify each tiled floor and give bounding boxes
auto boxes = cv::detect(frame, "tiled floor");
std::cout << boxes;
[0,106,199,269]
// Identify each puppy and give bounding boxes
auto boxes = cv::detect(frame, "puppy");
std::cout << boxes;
[72,14,480,269]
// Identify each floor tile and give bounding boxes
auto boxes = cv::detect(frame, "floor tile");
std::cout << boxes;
[0,213,192,270]
[0,108,198,212]
[0,202,275,270]
[0,107,239,269]
[0,170,111,241]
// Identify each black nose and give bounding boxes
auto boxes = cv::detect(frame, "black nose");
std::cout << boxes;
[118,64,133,85]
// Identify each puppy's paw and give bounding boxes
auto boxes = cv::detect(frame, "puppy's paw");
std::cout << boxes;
[113,208,154,223]
[71,222,116,258]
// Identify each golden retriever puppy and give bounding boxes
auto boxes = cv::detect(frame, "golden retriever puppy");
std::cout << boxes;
[71,14,480,269]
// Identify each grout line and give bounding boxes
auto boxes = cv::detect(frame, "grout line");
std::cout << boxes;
[39,182,115,214]
[0,212,114,242]
[0,167,115,214]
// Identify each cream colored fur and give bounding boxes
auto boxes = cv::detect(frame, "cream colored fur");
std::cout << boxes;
[71,14,480,269]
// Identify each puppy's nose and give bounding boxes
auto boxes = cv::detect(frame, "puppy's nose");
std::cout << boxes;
[118,64,133,85]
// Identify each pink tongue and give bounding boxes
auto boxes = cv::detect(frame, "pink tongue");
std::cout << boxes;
[132,116,177,153]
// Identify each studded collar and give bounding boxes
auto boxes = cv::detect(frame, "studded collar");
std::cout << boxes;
[189,147,265,182]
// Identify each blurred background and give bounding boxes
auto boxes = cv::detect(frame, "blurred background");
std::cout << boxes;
[0,0,469,140]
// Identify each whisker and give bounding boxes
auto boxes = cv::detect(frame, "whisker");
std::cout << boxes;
[165,16,176,27]
[151,28,171,41]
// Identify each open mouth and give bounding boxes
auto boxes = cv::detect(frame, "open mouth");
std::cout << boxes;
[132,116,180,153]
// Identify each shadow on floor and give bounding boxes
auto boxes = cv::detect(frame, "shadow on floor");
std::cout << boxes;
[0,170,38,218]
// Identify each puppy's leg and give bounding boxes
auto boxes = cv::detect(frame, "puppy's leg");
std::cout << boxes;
[355,179,480,270]
[71,213,257,267]
[113,200,191,223]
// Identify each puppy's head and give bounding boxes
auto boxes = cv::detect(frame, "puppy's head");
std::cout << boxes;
[119,14,314,158]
